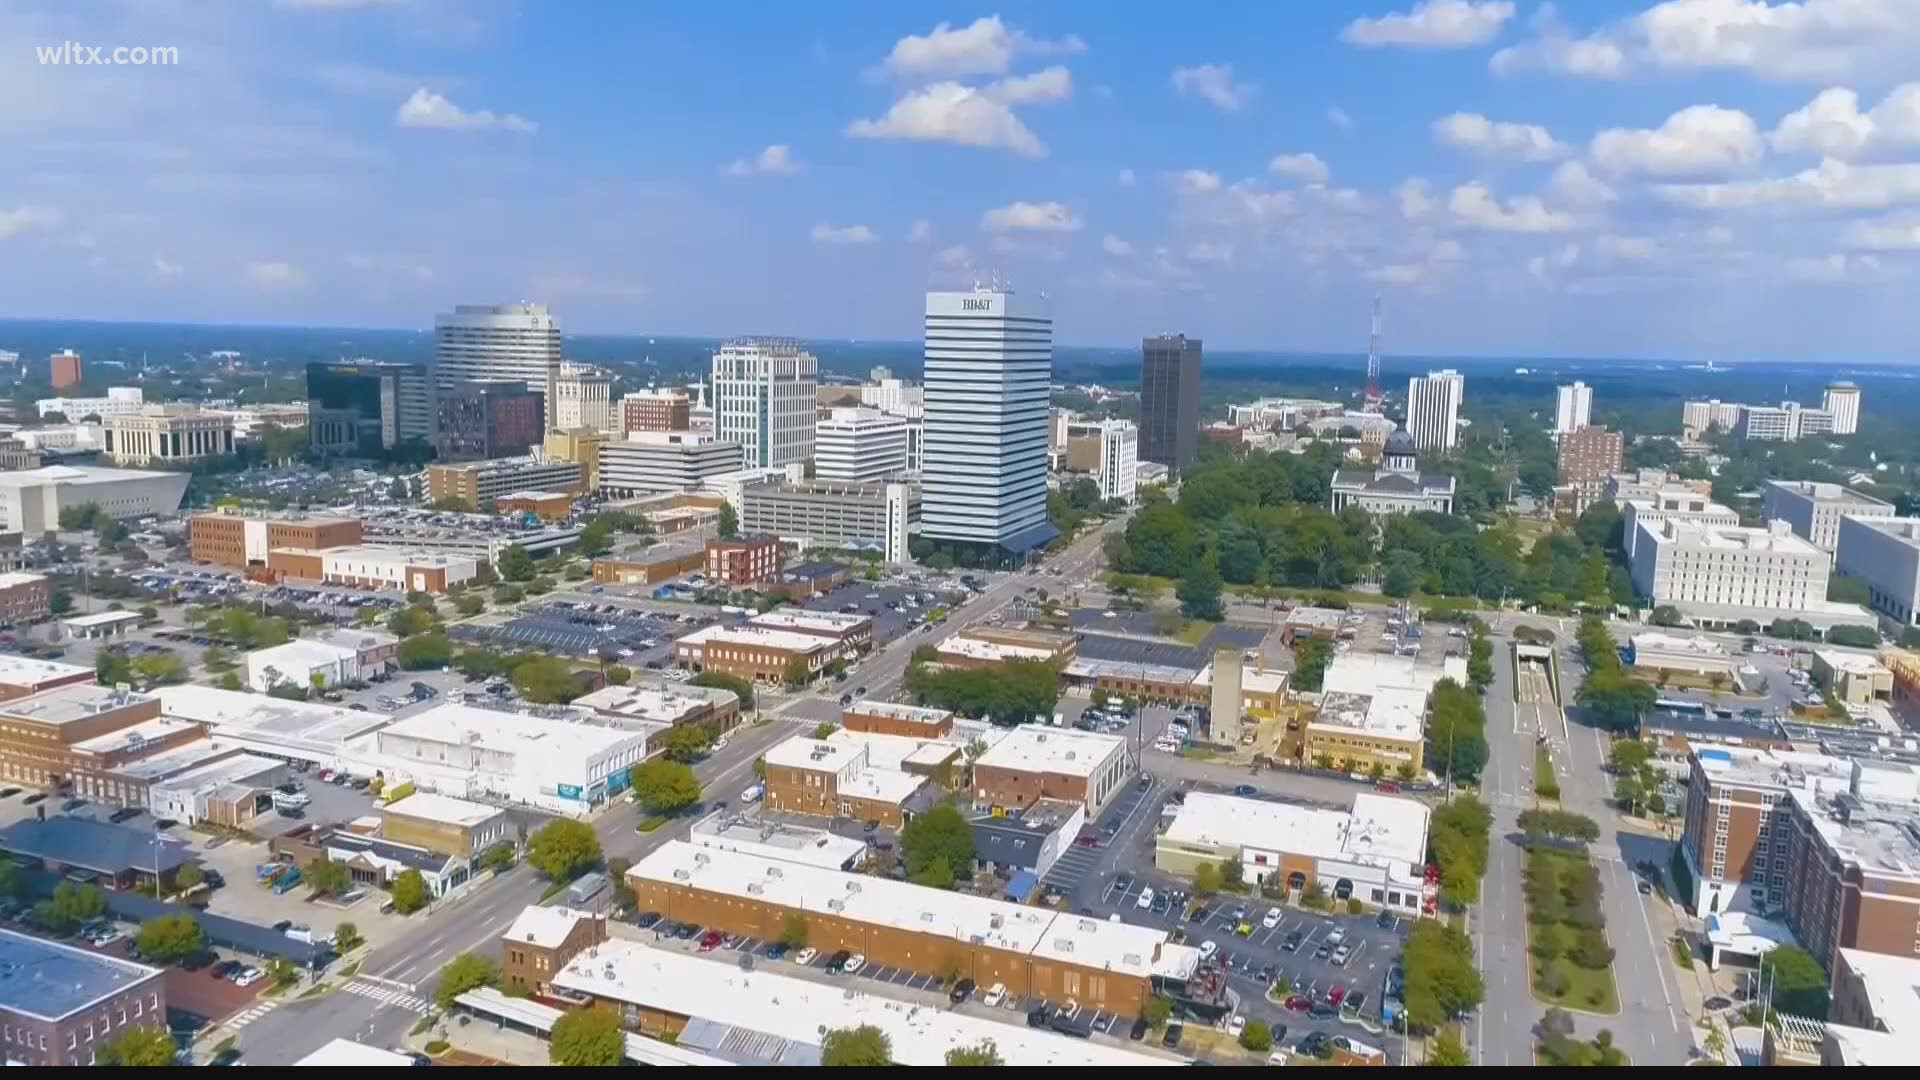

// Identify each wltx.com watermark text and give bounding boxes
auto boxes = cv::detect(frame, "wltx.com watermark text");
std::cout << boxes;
[37,42,179,66]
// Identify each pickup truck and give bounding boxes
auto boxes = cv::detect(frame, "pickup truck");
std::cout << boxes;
[271,790,311,810]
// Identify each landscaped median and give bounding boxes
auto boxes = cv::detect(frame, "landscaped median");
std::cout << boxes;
[1521,816,1619,1014]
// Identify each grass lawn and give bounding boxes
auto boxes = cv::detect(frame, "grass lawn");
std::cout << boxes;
[1171,619,1216,645]
[1531,954,1621,1014]
[1525,846,1620,1014]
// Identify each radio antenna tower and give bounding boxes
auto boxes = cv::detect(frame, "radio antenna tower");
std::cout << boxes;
[1363,295,1384,413]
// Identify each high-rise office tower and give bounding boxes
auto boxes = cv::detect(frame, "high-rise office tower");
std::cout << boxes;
[1096,418,1139,505]
[48,349,83,390]
[434,381,545,461]
[553,362,613,432]
[710,339,817,469]
[306,360,435,457]
[1824,382,1861,435]
[433,303,563,429]
[1406,369,1464,451]
[814,407,911,483]
[1554,381,1592,435]
[1140,334,1201,474]
[922,288,1054,553]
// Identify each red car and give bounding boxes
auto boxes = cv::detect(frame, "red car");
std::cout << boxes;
[1284,995,1312,1012]
[697,930,724,952]
[1327,984,1347,1006]
[1375,781,1399,794]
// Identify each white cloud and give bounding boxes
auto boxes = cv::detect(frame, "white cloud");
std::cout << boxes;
[1328,106,1354,129]
[1101,233,1134,257]
[1176,169,1223,194]
[1448,182,1576,232]
[1268,152,1331,183]
[1185,241,1233,265]
[1528,241,1584,279]
[529,272,648,304]
[1368,263,1430,284]
[810,223,877,245]
[1704,225,1736,244]
[1344,1,1516,47]
[1394,178,1436,220]
[1845,216,1920,250]
[1771,84,1920,159]
[847,69,1069,157]
[395,88,535,133]
[722,144,802,177]
[1117,168,1137,187]
[1494,0,1920,83]
[1547,160,1617,205]
[1590,104,1762,176]
[936,244,971,267]
[1787,252,1881,281]
[980,200,1081,233]
[246,260,306,289]
[906,219,933,243]
[151,257,183,278]
[1432,112,1567,161]
[1171,64,1253,112]
[0,206,59,240]
[1307,184,1371,213]
[878,16,1085,79]
[1596,234,1658,259]
[1659,157,1920,210]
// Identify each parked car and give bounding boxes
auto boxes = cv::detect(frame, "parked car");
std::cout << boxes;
[1161,1023,1183,1049]
[1198,940,1218,961]
[1262,907,1282,929]
[762,942,788,961]
[793,947,819,966]
[632,912,661,929]
[949,978,975,1004]
[841,953,866,975]
[982,982,1006,1008]
[233,968,263,987]
[1129,1016,1150,1041]
[697,930,724,952]
[824,949,851,973]
[1331,944,1352,967]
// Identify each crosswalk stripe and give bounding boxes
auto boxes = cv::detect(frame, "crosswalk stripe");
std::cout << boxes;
[344,979,431,1013]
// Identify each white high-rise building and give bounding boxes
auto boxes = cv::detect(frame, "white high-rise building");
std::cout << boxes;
[710,340,817,469]
[1554,382,1592,435]
[921,288,1053,552]
[1405,369,1464,451]
[597,432,744,498]
[1824,382,1861,435]
[553,363,612,432]
[814,407,911,483]
[1095,419,1138,505]
[859,368,924,418]
[433,303,563,428]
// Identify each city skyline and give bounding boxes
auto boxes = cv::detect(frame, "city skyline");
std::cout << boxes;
[4,2,1920,363]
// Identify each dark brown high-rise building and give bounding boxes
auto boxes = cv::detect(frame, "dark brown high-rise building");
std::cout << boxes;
[1140,334,1200,474]
[434,381,544,462]
[48,349,82,390]
[1556,425,1624,485]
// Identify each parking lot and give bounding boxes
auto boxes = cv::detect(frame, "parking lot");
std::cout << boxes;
[791,578,968,647]
[451,600,715,666]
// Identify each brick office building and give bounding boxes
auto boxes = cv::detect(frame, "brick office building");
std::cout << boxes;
[672,625,833,684]
[0,929,167,1066]
[1556,425,1624,484]
[760,734,930,829]
[972,725,1133,817]
[620,389,691,434]
[0,656,94,703]
[841,700,953,739]
[704,534,782,585]
[0,686,164,791]
[500,906,607,999]
[48,349,83,390]
[746,608,874,657]
[627,840,1192,1018]
[188,511,364,569]
[0,572,49,624]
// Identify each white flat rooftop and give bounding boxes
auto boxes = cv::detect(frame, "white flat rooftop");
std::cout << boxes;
[973,725,1125,778]
[155,685,390,749]
[845,699,951,726]
[294,1039,418,1067]
[1321,651,1467,698]
[0,654,90,687]
[1815,649,1889,677]
[502,906,598,950]
[149,752,284,795]
[383,791,505,828]
[71,716,201,756]
[1308,684,1426,743]
[573,679,735,723]
[764,735,862,773]
[676,624,832,654]
[553,937,1174,1067]
[748,608,871,636]
[1191,662,1289,696]
[938,637,1056,663]
[1162,791,1430,870]
[382,703,647,759]
[247,639,356,667]
[689,810,868,871]
[59,610,141,628]
[838,768,927,805]
[1838,948,1920,1038]
[307,627,400,652]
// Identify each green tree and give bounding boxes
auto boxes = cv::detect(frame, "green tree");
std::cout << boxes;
[1765,946,1831,1018]
[1143,994,1174,1029]
[513,655,583,703]
[1429,1030,1470,1066]
[170,863,203,893]
[629,759,702,815]
[549,1006,625,1066]
[131,652,188,686]
[435,951,501,1008]
[820,1025,892,1066]
[304,857,350,897]
[1399,921,1484,1033]
[35,881,105,933]
[496,543,536,582]
[1177,558,1224,621]
[813,722,838,739]
[1239,1018,1273,1052]
[334,922,362,952]
[1291,636,1333,691]
[783,655,812,688]
[900,804,974,887]
[200,645,235,672]
[133,913,205,965]
[528,818,602,882]
[391,868,429,914]
[780,913,810,949]
[606,665,631,685]
[946,1040,1004,1066]
[910,856,955,889]
[387,604,439,638]
[96,1026,176,1066]
[95,649,133,687]
[659,724,714,763]
[1191,861,1220,896]
[49,588,73,616]
[397,633,453,670]
[689,671,754,711]
[717,503,739,539]
[482,842,516,871]
[455,592,485,616]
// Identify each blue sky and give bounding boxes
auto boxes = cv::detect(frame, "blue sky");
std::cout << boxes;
[5,1,1920,362]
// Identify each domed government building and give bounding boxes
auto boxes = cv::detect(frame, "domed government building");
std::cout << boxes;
[1328,426,1456,516]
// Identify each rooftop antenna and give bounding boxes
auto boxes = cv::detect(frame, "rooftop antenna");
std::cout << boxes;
[1363,295,1384,413]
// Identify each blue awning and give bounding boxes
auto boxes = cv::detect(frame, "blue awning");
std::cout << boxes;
[1000,520,1061,554]
[1005,870,1039,902]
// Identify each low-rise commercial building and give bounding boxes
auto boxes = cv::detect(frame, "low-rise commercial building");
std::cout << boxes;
[0,817,195,892]
[245,638,364,693]
[572,678,741,739]
[0,928,167,1067]
[0,465,191,535]
[936,625,1077,669]
[673,625,834,684]
[625,840,1197,1020]
[1302,653,1465,776]
[1625,632,1743,680]
[0,655,98,702]
[1836,516,1920,626]
[598,432,743,498]
[147,752,289,827]
[1156,791,1434,914]
[0,685,162,791]
[495,490,575,520]
[590,537,705,585]
[1812,650,1893,709]
[381,791,513,865]
[1603,467,1712,505]
[747,607,874,655]
[65,715,212,807]
[426,456,585,510]
[188,510,363,569]
[703,534,781,585]
[375,703,651,814]
[501,905,609,998]
[739,479,917,564]
[761,734,932,829]
[971,798,1084,881]
[688,810,867,872]
[1621,493,1740,559]
[842,699,953,739]
[973,725,1131,817]
[1762,480,1896,552]
[288,545,477,593]
[103,405,235,466]
[35,386,143,421]
[769,559,851,599]
[153,685,389,771]
[273,822,468,899]
[0,572,48,624]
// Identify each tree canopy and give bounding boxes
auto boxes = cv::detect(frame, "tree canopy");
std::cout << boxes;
[905,658,1059,726]
[820,1025,893,1066]
[97,1026,177,1066]
[549,1007,625,1066]
[133,913,205,965]
[435,951,500,1008]
[900,804,974,889]
[527,818,602,882]
[629,759,702,815]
